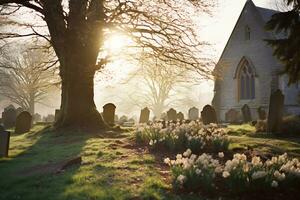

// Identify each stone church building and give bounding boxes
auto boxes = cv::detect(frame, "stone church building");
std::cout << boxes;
[213,0,300,122]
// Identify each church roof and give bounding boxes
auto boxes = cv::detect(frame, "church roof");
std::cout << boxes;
[215,0,279,66]
[256,6,279,22]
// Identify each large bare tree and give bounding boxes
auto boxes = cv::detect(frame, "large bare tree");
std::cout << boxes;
[0,47,59,114]
[125,56,196,118]
[0,0,214,130]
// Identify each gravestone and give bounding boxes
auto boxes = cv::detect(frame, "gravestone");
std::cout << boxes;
[103,103,116,125]
[257,107,267,120]
[267,89,285,133]
[201,105,217,125]
[119,115,128,125]
[16,107,24,116]
[167,108,177,121]
[225,109,239,123]
[33,113,42,122]
[55,109,61,122]
[177,112,184,120]
[44,114,55,122]
[241,104,252,123]
[2,106,17,129]
[0,125,10,158]
[161,112,167,121]
[188,107,199,120]
[139,107,150,123]
[15,111,32,134]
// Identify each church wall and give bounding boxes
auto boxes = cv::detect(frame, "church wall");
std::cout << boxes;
[215,2,282,121]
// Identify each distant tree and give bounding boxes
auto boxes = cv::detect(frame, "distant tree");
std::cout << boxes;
[266,0,300,84]
[0,0,214,129]
[126,56,198,119]
[0,48,59,114]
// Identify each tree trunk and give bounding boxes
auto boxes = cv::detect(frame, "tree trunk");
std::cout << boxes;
[54,60,107,131]
[29,93,35,115]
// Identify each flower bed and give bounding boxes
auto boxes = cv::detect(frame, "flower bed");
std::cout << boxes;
[165,149,300,195]
[135,121,230,153]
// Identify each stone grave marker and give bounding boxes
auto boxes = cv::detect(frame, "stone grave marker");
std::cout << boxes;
[267,89,284,133]
[188,107,199,120]
[55,109,61,122]
[2,106,17,129]
[177,112,184,120]
[0,125,10,158]
[15,111,32,134]
[241,104,252,123]
[139,107,150,123]
[257,106,267,120]
[201,105,217,125]
[225,109,239,123]
[103,103,116,125]
[167,108,177,121]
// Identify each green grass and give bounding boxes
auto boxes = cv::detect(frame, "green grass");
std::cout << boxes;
[1,124,300,200]
[228,124,300,158]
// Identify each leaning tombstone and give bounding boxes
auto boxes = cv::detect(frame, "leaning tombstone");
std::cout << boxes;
[139,107,150,123]
[201,105,217,125]
[15,111,32,134]
[103,103,116,125]
[0,125,10,158]
[267,89,285,133]
[257,107,267,120]
[188,107,199,120]
[241,104,252,123]
[167,108,177,121]
[177,112,184,121]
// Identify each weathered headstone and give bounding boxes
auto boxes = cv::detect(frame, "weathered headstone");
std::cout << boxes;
[103,103,116,125]
[257,106,267,120]
[139,107,150,123]
[44,114,55,122]
[201,105,217,125]
[55,109,61,122]
[177,112,184,120]
[167,108,177,121]
[0,125,10,158]
[188,107,199,120]
[267,89,285,133]
[16,107,24,116]
[225,109,239,123]
[15,111,32,134]
[119,115,128,125]
[33,113,42,122]
[2,106,17,129]
[241,104,252,123]
[161,112,167,121]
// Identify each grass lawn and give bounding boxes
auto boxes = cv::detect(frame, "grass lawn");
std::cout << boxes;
[0,124,300,200]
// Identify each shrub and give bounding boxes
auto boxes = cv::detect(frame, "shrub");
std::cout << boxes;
[165,150,300,195]
[135,121,230,153]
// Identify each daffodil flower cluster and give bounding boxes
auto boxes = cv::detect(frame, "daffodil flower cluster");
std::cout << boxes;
[135,120,230,153]
[165,150,300,194]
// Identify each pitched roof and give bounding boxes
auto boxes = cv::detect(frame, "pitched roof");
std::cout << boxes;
[215,0,278,66]
[256,6,279,22]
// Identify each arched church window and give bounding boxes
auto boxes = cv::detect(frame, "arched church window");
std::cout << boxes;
[238,60,255,100]
[245,25,250,40]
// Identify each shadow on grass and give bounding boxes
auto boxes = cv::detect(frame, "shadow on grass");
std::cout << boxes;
[0,125,97,200]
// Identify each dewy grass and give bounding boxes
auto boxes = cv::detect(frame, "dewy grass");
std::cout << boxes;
[1,124,300,200]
